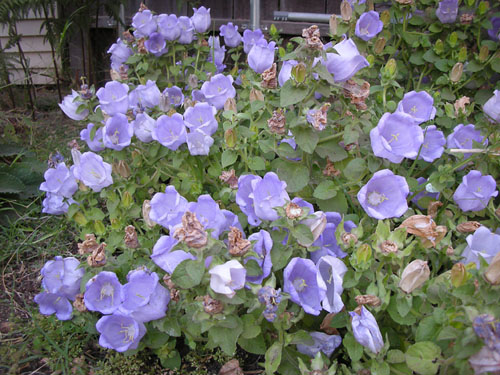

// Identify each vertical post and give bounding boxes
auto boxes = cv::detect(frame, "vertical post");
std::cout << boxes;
[118,4,125,36]
[250,0,260,30]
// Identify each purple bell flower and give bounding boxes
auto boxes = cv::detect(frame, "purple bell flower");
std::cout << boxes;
[469,346,500,374]
[236,174,263,226]
[152,113,187,150]
[258,286,282,322]
[162,86,185,107]
[151,235,196,274]
[296,332,342,357]
[59,90,88,121]
[208,36,227,72]
[80,123,105,151]
[411,177,440,208]
[278,60,298,87]
[209,260,246,298]
[418,125,446,162]
[483,90,500,123]
[96,81,129,116]
[187,194,228,238]
[184,102,218,136]
[453,170,498,212]
[40,256,84,299]
[34,292,73,320]
[310,212,353,262]
[39,162,78,199]
[200,73,236,110]
[357,169,409,220]
[42,193,69,215]
[284,257,326,315]
[349,306,384,354]
[96,313,146,352]
[370,112,424,163]
[149,185,188,229]
[245,230,273,285]
[220,22,242,48]
[186,130,214,156]
[447,124,487,158]
[84,271,124,315]
[103,113,134,151]
[157,14,181,41]
[243,29,265,54]
[178,16,195,44]
[461,226,500,268]
[346,0,366,7]
[129,80,161,111]
[487,17,500,41]
[435,0,458,23]
[132,112,156,143]
[72,151,113,192]
[317,256,347,314]
[248,39,276,74]
[132,10,157,38]
[396,91,436,125]
[145,32,167,56]
[108,39,133,72]
[473,314,500,353]
[192,89,207,103]
[355,11,384,41]
[323,38,370,82]
[250,172,290,222]
[191,6,211,33]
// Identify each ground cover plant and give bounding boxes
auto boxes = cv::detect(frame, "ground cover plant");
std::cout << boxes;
[32,0,500,374]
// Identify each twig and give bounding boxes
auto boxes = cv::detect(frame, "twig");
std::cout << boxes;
[449,148,500,156]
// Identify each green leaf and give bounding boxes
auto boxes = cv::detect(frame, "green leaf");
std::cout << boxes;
[238,336,267,355]
[416,316,440,342]
[315,139,348,161]
[435,59,449,72]
[343,332,363,362]
[387,295,416,325]
[293,126,319,154]
[317,193,348,214]
[0,172,26,194]
[314,63,336,85]
[245,259,263,277]
[280,80,309,107]
[371,361,390,375]
[265,342,282,375]
[466,60,483,73]
[248,156,266,170]
[209,323,243,355]
[387,349,406,363]
[410,52,425,65]
[272,159,309,193]
[171,260,204,289]
[0,144,25,157]
[152,316,181,337]
[241,314,261,339]
[343,158,367,181]
[291,224,314,245]
[221,150,238,167]
[405,342,442,375]
[313,180,337,200]
[491,55,500,73]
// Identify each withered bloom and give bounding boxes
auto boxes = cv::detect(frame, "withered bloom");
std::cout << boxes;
[119,66,128,80]
[267,109,286,135]
[380,240,398,253]
[446,246,454,256]
[320,313,340,335]
[399,259,430,293]
[460,13,474,24]
[399,215,446,247]
[219,359,243,375]
[249,88,264,102]
[355,294,381,307]
[67,140,80,150]
[484,252,500,285]
[224,97,237,112]
[340,1,352,21]
[302,25,323,50]
[122,30,134,44]
[341,232,358,246]
[228,227,252,256]
[219,169,239,189]
[454,96,470,116]
[456,221,481,233]
[323,158,341,177]
[163,274,180,302]
[203,295,224,315]
[261,63,277,89]
[307,103,330,131]
[137,38,147,54]
[427,201,443,219]
[73,293,87,312]
[142,200,156,228]
[87,242,107,267]
[124,225,139,248]
[173,211,208,248]
[343,79,370,110]
[138,2,148,11]
[78,233,99,255]
[112,160,131,178]
[285,202,303,219]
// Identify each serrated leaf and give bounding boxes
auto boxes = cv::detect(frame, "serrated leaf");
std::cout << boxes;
[291,224,314,245]
[343,158,367,181]
[248,156,266,170]
[0,172,26,194]
[313,180,337,200]
[343,332,363,362]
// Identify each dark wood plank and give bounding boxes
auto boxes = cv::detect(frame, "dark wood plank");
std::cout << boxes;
[279,0,326,13]
[326,0,342,14]
[233,0,279,21]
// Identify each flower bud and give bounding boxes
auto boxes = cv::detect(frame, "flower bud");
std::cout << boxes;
[434,39,444,55]
[478,1,489,15]
[142,199,156,228]
[383,58,397,80]
[451,263,468,287]
[399,259,430,293]
[458,46,467,62]
[122,191,134,208]
[380,10,390,25]
[224,128,237,148]
[448,32,458,48]
[479,45,489,62]
[340,0,352,21]
[94,220,106,235]
[374,37,386,55]
[450,62,463,83]
[484,251,500,285]
[249,88,264,102]
[113,160,131,178]
[224,97,237,112]
[356,244,372,263]
[291,62,307,84]
[329,15,338,35]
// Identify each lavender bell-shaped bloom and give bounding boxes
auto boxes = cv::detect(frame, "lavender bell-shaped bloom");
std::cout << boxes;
[317,256,347,314]
[40,256,84,299]
[72,151,113,192]
[162,86,185,107]
[59,90,88,121]
[220,22,242,48]
[297,332,342,357]
[418,125,446,162]
[34,292,73,320]
[178,16,195,44]
[447,124,487,158]
[132,10,157,38]
[243,29,265,54]
[152,113,187,150]
[349,306,384,354]
[80,123,105,151]
[132,112,156,143]
[208,36,226,72]
[40,162,78,198]
[323,38,370,82]
[103,113,134,151]
[245,230,273,284]
[469,346,500,374]
[129,80,161,111]
[473,314,500,354]
[251,172,290,222]
[483,90,500,123]
[145,32,167,57]
[187,195,228,238]
[191,6,211,33]
[96,313,146,352]
[396,91,436,125]
[310,212,355,262]
[279,60,298,86]
[42,193,69,215]
[236,174,263,226]
[346,0,366,7]
[96,81,129,116]
[84,271,124,314]
[284,257,326,315]
[258,286,282,322]
[184,102,218,135]
[157,14,181,41]
[357,169,409,220]
[209,260,246,298]
[192,89,207,103]
[411,177,440,208]
[200,73,236,110]
[151,235,196,274]
[119,268,170,322]
[149,185,188,229]
[108,39,133,71]
[370,112,424,163]
[461,226,500,268]
[355,11,383,41]
[248,39,276,74]
[487,17,500,41]
[187,130,214,156]
[435,0,458,23]
[220,209,243,233]
[453,170,498,212]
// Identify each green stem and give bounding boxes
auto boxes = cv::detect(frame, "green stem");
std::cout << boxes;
[194,43,201,75]
[317,132,344,144]
[172,47,176,85]
[416,65,430,91]
[382,85,388,110]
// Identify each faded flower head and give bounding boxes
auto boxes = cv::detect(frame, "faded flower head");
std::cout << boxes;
[380,240,398,253]
[355,294,381,307]
[302,25,323,50]
[228,227,251,257]
[399,259,430,293]
[220,169,239,189]
[306,103,330,131]
[349,306,384,354]
[436,0,458,23]
[454,96,470,117]
[261,63,277,89]
[343,79,370,110]
[87,242,107,267]
[453,170,498,212]
[258,286,282,322]
[457,221,481,233]
[399,215,446,247]
[173,211,208,249]
[484,252,500,286]
[78,234,99,255]
[203,295,224,315]
[124,225,139,248]
[268,109,286,135]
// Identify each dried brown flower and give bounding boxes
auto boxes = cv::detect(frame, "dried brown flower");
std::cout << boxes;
[267,109,286,135]
[261,63,277,89]
[203,295,224,315]
[446,246,454,256]
[219,169,238,189]
[309,103,330,131]
[138,2,148,11]
[355,294,381,307]
[173,211,208,248]
[450,62,463,82]
[228,227,252,256]
[249,88,264,102]
[320,313,340,335]
[188,74,198,89]
[118,66,128,80]
[380,240,398,253]
[399,215,447,247]
[342,232,358,246]
[124,225,139,248]
[67,140,80,150]
[343,79,370,110]
[163,274,180,301]
[285,202,303,219]
[421,225,447,248]
[137,38,147,54]
[427,201,443,219]
[87,242,107,267]
[112,160,131,178]
[323,158,341,177]
[78,234,99,255]
[457,221,481,233]
[142,199,156,228]
[302,25,323,50]
[340,0,352,21]
[73,293,87,312]
[122,30,134,44]
[454,96,470,117]
[460,13,474,24]
[219,359,243,375]
[484,252,500,285]
[329,15,338,35]
[224,97,237,112]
